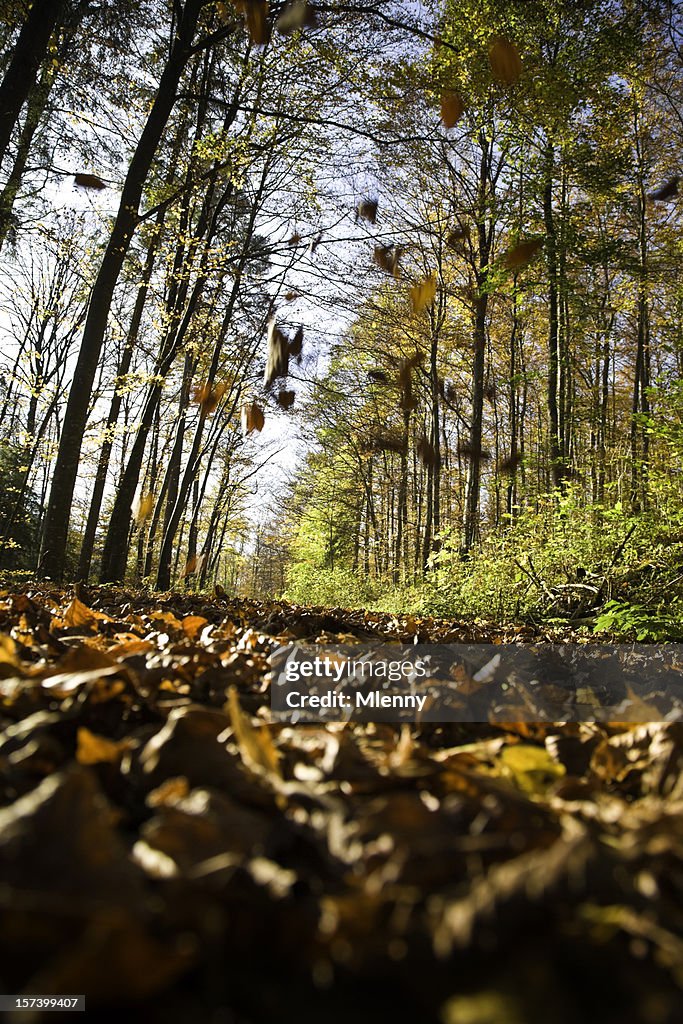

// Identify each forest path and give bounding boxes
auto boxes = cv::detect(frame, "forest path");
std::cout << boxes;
[0,586,681,1022]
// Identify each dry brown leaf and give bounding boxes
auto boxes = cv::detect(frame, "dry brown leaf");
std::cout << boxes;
[488,36,523,85]
[277,389,295,409]
[241,401,265,435]
[182,615,208,639]
[74,172,106,190]
[227,686,281,778]
[289,325,303,358]
[440,90,465,128]
[503,237,543,270]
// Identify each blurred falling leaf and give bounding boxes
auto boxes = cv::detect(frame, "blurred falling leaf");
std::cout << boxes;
[227,686,281,779]
[417,435,437,467]
[192,381,227,415]
[289,324,303,358]
[370,432,407,454]
[77,727,128,765]
[368,369,388,383]
[447,225,470,248]
[241,401,265,435]
[498,452,523,475]
[356,198,378,224]
[488,36,523,85]
[410,272,437,312]
[458,442,491,462]
[74,172,106,190]
[284,290,299,301]
[275,0,317,34]
[277,389,295,409]
[440,90,465,128]
[648,176,679,202]
[182,554,205,578]
[236,0,270,44]
[503,237,543,270]
[373,244,402,277]
[288,231,301,246]
[265,318,289,386]
[133,492,154,526]
[216,1,231,22]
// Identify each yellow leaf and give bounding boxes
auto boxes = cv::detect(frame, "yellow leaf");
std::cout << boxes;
[77,727,128,765]
[134,492,154,526]
[489,36,523,85]
[409,272,437,313]
[499,744,565,794]
[227,686,281,778]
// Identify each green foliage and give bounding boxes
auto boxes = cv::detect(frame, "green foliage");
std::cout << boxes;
[593,600,683,641]
[0,442,41,571]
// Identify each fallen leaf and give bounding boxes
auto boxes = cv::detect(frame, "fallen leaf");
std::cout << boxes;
[227,686,281,779]
[76,727,128,765]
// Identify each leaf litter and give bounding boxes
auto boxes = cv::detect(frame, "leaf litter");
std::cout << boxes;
[0,584,682,1021]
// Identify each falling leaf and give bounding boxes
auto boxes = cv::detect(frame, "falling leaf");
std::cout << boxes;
[288,231,301,246]
[284,290,299,301]
[440,90,465,128]
[192,382,227,415]
[446,225,470,248]
[503,237,543,270]
[488,36,523,85]
[409,272,437,313]
[289,324,304,358]
[648,177,679,202]
[227,686,281,778]
[275,0,317,34]
[356,198,378,224]
[368,370,388,383]
[242,0,269,44]
[498,452,523,475]
[241,401,265,435]
[417,435,437,466]
[370,432,407,454]
[74,173,106,190]
[458,442,491,462]
[277,389,295,409]
[133,492,154,526]
[182,555,200,578]
[264,318,289,386]
[373,244,402,277]
[309,230,323,254]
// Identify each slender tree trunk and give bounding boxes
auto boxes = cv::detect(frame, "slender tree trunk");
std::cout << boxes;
[0,0,66,166]
[39,0,204,580]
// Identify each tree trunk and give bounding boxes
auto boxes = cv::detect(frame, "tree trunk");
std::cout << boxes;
[39,0,204,580]
[0,0,66,166]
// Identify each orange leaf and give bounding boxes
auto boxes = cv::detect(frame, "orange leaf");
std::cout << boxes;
[489,36,523,85]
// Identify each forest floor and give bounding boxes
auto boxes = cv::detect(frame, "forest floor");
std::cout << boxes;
[0,585,682,1023]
